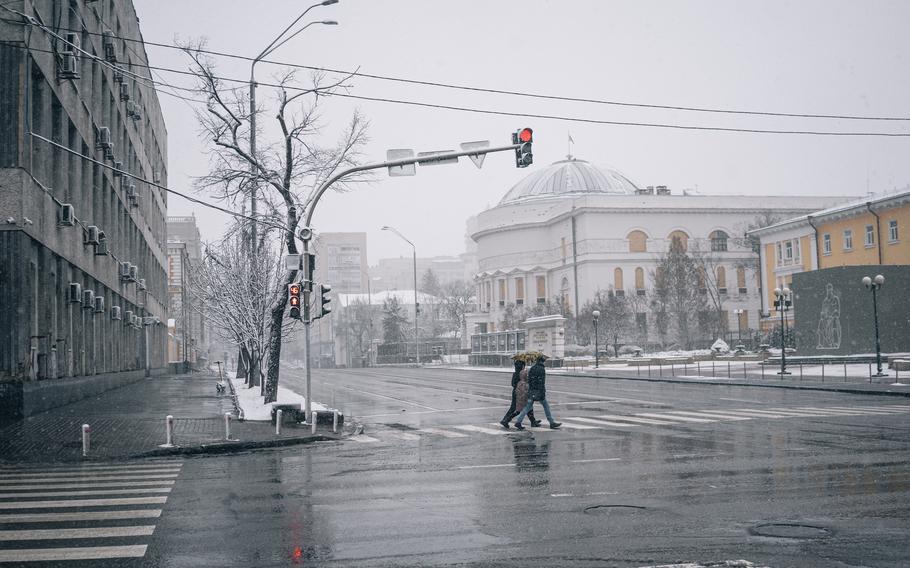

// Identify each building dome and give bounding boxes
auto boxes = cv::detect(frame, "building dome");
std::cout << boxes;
[498,158,639,205]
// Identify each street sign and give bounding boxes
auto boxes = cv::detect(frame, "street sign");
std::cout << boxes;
[417,150,459,166]
[284,254,301,271]
[459,140,490,169]
[387,149,416,176]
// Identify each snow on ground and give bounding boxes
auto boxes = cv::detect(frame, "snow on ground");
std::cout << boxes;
[228,376,330,421]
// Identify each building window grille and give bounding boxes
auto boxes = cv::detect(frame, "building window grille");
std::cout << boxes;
[710,230,729,252]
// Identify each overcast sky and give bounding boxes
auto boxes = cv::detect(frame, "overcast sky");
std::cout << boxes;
[133,0,910,264]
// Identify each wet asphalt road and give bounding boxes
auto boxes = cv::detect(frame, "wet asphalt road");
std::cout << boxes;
[3,367,910,567]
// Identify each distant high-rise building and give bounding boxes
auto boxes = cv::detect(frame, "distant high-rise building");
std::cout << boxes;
[313,232,368,294]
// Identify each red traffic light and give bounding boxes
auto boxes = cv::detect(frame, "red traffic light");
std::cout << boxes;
[289,284,301,296]
[518,128,532,143]
[289,296,300,307]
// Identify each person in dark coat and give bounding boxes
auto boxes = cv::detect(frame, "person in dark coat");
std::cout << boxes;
[500,359,540,429]
[513,354,561,430]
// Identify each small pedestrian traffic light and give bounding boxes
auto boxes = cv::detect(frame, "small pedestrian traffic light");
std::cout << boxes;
[512,127,533,168]
[315,283,332,320]
[288,283,302,319]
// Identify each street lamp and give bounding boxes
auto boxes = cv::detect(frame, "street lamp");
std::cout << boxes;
[381,226,419,366]
[773,287,792,375]
[862,274,886,378]
[732,308,745,349]
[249,0,339,251]
[592,310,600,368]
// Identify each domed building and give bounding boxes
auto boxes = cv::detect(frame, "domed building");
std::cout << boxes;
[467,156,846,350]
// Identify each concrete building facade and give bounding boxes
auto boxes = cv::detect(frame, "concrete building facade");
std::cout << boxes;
[0,0,167,417]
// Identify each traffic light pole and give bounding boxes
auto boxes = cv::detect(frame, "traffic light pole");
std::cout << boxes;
[298,140,524,422]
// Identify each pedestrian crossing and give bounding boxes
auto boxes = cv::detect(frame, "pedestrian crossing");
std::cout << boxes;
[351,404,910,444]
[0,460,182,563]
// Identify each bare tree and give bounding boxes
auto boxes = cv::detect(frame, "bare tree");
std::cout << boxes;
[338,299,376,365]
[690,243,728,342]
[439,280,475,341]
[181,45,369,402]
[650,242,706,350]
[579,289,632,356]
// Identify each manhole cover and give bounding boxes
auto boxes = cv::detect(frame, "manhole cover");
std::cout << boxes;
[750,522,831,539]
[583,504,647,515]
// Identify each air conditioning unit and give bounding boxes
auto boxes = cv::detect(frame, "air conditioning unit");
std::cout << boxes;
[68,282,82,303]
[102,30,115,62]
[111,305,121,320]
[119,83,130,102]
[84,225,100,245]
[126,101,136,117]
[123,310,133,325]
[121,175,131,191]
[58,203,75,226]
[142,316,156,326]
[64,32,80,57]
[113,161,123,176]
[81,289,94,307]
[128,264,138,282]
[95,232,108,256]
[93,296,105,313]
[132,315,141,328]
[59,53,79,80]
[97,127,111,149]
[119,261,131,281]
[153,170,161,183]
[104,144,114,161]
[113,68,124,83]
[137,278,147,291]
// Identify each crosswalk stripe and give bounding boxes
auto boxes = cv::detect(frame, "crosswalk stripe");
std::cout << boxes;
[417,428,468,438]
[0,525,156,541]
[0,487,172,499]
[595,415,681,426]
[0,510,162,524]
[543,420,600,430]
[0,496,168,510]
[664,410,751,421]
[792,407,869,415]
[0,474,179,485]
[760,408,849,417]
[452,425,513,436]
[564,417,639,428]
[386,432,421,441]
[0,469,180,480]
[636,413,715,423]
[731,409,814,418]
[826,406,906,413]
[350,435,379,443]
[0,480,176,491]
[0,545,148,562]
[0,464,181,474]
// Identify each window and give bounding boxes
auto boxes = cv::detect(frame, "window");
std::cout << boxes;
[536,276,546,304]
[635,267,645,291]
[710,230,729,252]
[736,267,747,294]
[776,243,783,264]
[717,266,727,294]
[889,220,899,242]
[843,229,853,251]
[865,224,875,247]
[515,278,524,305]
[614,268,624,291]
[822,233,831,255]
[498,279,506,306]
[784,240,793,261]
[668,230,688,252]
[627,230,648,253]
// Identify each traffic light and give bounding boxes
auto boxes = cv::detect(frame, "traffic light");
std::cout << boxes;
[315,283,332,320]
[288,283,302,319]
[303,253,316,292]
[512,127,533,168]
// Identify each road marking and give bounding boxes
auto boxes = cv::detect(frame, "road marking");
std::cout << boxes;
[564,417,639,428]
[0,545,148,562]
[0,463,182,473]
[664,410,751,421]
[0,487,172,499]
[453,425,513,436]
[754,408,843,417]
[0,480,176,491]
[596,415,680,426]
[333,385,440,410]
[0,468,181,480]
[725,409,795,418]
[545,420,601,430]
[792,407,869,415]
[718,397,765,404]
[0,525,156,541]
[636,413,715,423]
[457,463,515,469]
[417,428,468,438]
[0,496,168,509]
[826,406,907,413]
[386,432,421,441]
[570,458,621,463]
[0,510,162,524]
[0,474,179,485]
[349,435,379,443]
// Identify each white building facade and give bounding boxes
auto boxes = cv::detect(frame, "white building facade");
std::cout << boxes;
[468,158,846,349]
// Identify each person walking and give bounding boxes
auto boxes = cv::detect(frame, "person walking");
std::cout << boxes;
[500,357,540,429]
[513,354,561,430]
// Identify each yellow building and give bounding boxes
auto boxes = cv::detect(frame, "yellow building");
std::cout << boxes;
[750,189,910,331]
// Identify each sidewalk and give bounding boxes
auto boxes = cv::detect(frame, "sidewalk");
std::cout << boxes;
[0,372,352,464]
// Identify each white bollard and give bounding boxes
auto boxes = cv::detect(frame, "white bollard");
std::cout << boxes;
[332,410,338,433]
[82,424,90,456]
[161,415,175,448]
[224,413,232,440]
[276,409,283,435]
[311,411,318,434]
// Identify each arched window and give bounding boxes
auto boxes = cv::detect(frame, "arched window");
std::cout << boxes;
[627,230,648,253]
[635,267,645,292]
[710,230,729,252]
[737,267,747,293]
[560,277,571,311]
[614,268,624,296]
[668,230,688,252]
[716,266,727,293]
[536,276,546,304]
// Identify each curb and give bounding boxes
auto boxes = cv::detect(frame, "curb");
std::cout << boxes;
[132,434,339,458]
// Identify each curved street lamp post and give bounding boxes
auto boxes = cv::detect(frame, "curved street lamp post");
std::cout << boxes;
[773,287,792,375]
[862,274,886,378]
[382,226,419,367]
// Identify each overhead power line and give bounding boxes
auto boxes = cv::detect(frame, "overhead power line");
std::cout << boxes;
[17,16,910,123]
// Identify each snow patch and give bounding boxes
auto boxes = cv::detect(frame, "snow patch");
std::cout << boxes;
[229,377,330,421]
